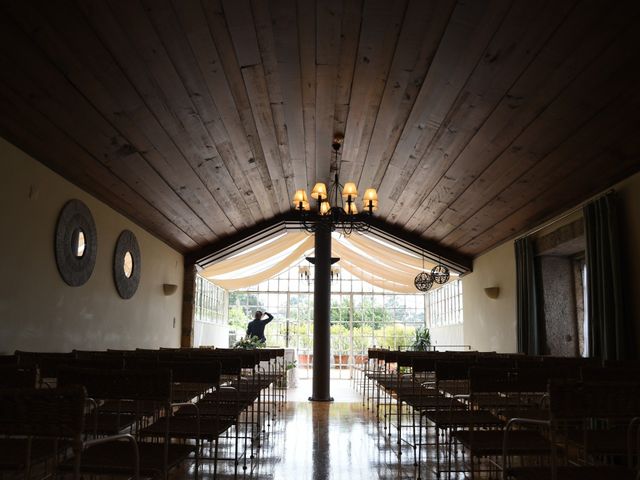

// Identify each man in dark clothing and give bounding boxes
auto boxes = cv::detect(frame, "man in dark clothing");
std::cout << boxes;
[246,310,274,343]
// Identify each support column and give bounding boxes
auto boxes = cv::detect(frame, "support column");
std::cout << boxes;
[181,263,196,348]
[310,224,333,401]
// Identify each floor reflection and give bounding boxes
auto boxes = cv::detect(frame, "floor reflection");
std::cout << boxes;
[170,379,422,479]
[311,403,330,480]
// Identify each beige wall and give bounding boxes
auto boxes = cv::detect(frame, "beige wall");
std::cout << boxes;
[462,241,517,353]
[0,138,183,353]
[430,324,464,349]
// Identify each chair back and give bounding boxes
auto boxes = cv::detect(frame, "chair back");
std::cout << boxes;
[581,366,640,383]
[435,360,472,381]
[58,367,172,402]
[0,366,37,388]
[549,381,640,420]
[469,367,548,394]
[158,360,221,386]
[15,351,75,378]
[0,386,85,439]
[0,355,17,365]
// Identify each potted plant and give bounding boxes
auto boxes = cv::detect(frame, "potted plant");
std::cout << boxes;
[233,335,265,350]
[284,359,298,388]
[411,327,431,351]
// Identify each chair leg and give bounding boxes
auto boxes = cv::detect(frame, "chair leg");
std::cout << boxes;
[213,438,219,478]
[234,423,239,478]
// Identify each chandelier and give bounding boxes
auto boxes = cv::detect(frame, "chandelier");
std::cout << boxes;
[291,135,378,235]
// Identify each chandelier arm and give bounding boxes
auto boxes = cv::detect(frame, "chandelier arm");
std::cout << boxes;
[301,211,317,233]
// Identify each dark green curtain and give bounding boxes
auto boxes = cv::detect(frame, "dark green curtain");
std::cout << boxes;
[515,236,541,355]
[584,193,626,360]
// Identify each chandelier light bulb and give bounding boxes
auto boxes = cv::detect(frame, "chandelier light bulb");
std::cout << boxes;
[344,202,358,215]
[363,188,378,202]
[293,189,308,204]
[365,199,378,212]
[319,200,331,215]
[311,182,328,200]
[342,182,358,199]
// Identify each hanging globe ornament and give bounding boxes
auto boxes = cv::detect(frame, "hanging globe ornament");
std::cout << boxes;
[431,263,450,284]
[414,271,434,292]
[415,248,434,292]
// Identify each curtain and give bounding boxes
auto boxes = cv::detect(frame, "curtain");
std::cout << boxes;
[515,236,541,355]
[200,231,457,293]
[584,193,626,360]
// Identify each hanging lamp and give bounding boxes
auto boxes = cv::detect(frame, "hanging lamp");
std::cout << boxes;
[414,249,434,292]
[431,256,450,285]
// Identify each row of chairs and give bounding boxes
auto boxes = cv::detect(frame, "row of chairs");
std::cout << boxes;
[0,347,287,479]
[362,349,640,479]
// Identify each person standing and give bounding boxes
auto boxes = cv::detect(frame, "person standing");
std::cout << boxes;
[246,310,274,344]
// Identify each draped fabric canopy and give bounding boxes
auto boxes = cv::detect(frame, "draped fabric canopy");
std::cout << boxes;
[200,232,454,293]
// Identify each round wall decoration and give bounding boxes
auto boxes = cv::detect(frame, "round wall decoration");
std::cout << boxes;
[54,199,98,286]
[113,230,141,299]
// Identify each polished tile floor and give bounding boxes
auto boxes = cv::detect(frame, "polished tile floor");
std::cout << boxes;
[170,378,469,480]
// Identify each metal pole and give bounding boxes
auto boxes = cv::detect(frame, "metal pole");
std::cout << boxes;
[309,224,333,401]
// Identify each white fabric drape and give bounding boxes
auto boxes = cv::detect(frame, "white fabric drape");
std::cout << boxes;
[202,232,310,276]
[338,259,419,293]
[331,242,423,285]
[347,234,433,271]
[201,232,454,293]
[201,236,314,290]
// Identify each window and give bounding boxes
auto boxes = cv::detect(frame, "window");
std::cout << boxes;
[426,280,463,328]
[227,260,428,367]
[195,275,227,326]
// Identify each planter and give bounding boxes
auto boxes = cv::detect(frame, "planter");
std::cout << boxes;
[353,355,368,365]
[297,354,312,368]
[286,368,298,388]
[333,354,350,368]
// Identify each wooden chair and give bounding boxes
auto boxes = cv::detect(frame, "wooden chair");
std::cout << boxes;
[0,365,37,388]
[0,385,140,479]
[451,367,554,479]
[138,360,232,478]
[0,386,86,478]
[14,350,75,386]
[57,366,194,479]
[504,380,640,479]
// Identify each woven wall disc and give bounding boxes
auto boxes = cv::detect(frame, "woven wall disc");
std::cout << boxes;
[54,199,97,287]
[113,230,141,299]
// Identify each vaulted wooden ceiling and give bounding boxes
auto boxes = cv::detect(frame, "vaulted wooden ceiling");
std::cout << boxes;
[1,0,639,257]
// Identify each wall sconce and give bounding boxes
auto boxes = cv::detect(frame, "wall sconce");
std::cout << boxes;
[484,287,500,299]
[163,283,178,296]
[330,265,340,281]
[298,265,310,285]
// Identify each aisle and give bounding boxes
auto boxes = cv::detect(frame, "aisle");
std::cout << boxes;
[252,379,417,480]
[180,378,420,479]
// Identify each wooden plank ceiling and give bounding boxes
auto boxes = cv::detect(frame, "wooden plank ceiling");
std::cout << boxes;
[1,0,639,257]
